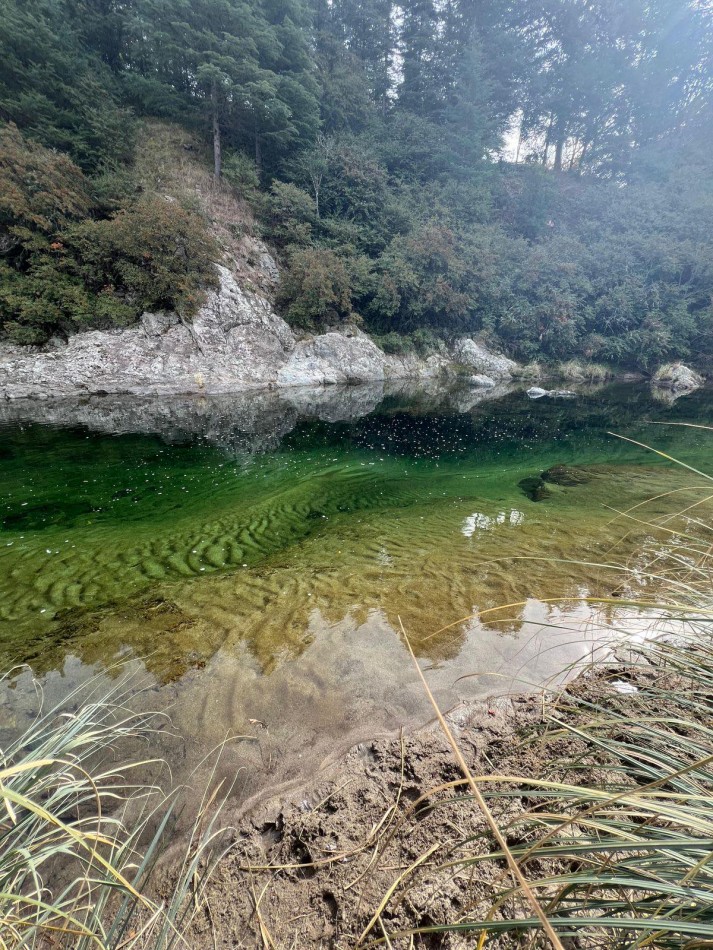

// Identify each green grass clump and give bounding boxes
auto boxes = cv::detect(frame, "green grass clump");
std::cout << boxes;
[0,672,232,948]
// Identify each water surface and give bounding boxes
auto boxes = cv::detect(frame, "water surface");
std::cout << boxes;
[1,382,710,800]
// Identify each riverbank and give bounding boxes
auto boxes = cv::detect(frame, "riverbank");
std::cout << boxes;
[154,625,711,948]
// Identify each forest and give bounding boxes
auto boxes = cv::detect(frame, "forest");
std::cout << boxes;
[1,0,712,368]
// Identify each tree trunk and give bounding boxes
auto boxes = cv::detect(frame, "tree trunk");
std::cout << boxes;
[254,130,262,177]
[554,128,565,172]
[212,82,222,180]
[543,115,553,166]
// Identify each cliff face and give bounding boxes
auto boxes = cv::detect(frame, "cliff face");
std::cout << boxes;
[0,266,519,399]
[0,121,524,400]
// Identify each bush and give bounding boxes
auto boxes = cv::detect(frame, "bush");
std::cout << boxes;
[376,332,413,355]
[65,197,219,318]
[411,327,440,355]
[0,126,219,343]
[263,181,315,247]
[0,123,91,237]
[277,246,353,330]
[222,151,260,199]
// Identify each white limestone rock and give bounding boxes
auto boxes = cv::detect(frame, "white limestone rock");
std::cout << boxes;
[277,330,386,387]
[468,374,496,388]
[652,363,704,393]
[452,338,518,380]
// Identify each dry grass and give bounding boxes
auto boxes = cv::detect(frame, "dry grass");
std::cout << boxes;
[373,428,713,948]
[133,120,276,296]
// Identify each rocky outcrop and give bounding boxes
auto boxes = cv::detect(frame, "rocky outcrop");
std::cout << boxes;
[278,330,386,387]
[0,267,295,399]
[0,265,518,399]
[452,338,518,380]
[383,350,453,380]
[651,363,704,394]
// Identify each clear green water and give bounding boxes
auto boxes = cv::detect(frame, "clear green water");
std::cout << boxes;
[0,383,711,794]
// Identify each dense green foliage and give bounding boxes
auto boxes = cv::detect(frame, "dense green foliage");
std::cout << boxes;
[0,125,217,343]
[0,0,712,365]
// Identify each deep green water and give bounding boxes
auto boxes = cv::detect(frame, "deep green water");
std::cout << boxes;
[0,383,711,792]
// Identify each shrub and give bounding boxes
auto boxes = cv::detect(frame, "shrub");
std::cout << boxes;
[222,151,260,199]
[263,181,315,247]
[0,123,91,237]
[0,126,218,343]
[65,197,219,319]
[277,246,353,330]
[411,327,440,355]
[376,331,413,355]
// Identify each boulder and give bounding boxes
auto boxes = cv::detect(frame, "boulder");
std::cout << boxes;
[518,475,552,502]
[452,338,518,380]
[542,464,591,486]
[277,330,386,387]
[651,363,704,394]
[527,387,548,399]
[383,351,452,380]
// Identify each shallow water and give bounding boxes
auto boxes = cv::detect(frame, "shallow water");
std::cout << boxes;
[0,382,711,799]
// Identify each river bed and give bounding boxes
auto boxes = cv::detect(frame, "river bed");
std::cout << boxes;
[0,381,710,803]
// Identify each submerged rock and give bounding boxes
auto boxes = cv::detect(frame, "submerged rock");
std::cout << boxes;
[541,464,592,486]
[2,499,95,531]
[527,387,548,399]
[518,475,552,502]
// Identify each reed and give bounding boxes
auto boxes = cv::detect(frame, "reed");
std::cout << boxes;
[369,427,713,948]
[0,671,232,949]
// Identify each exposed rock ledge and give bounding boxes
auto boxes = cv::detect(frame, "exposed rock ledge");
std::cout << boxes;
[0,266,516,399]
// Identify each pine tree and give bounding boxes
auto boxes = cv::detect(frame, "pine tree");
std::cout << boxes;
[398,0,442,119]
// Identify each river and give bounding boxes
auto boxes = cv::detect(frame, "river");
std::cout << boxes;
[0,381,710,804]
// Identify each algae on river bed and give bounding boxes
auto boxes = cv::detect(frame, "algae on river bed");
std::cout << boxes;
[0,383,710,797]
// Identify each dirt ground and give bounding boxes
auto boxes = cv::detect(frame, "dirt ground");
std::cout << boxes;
[149,656,695,949]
